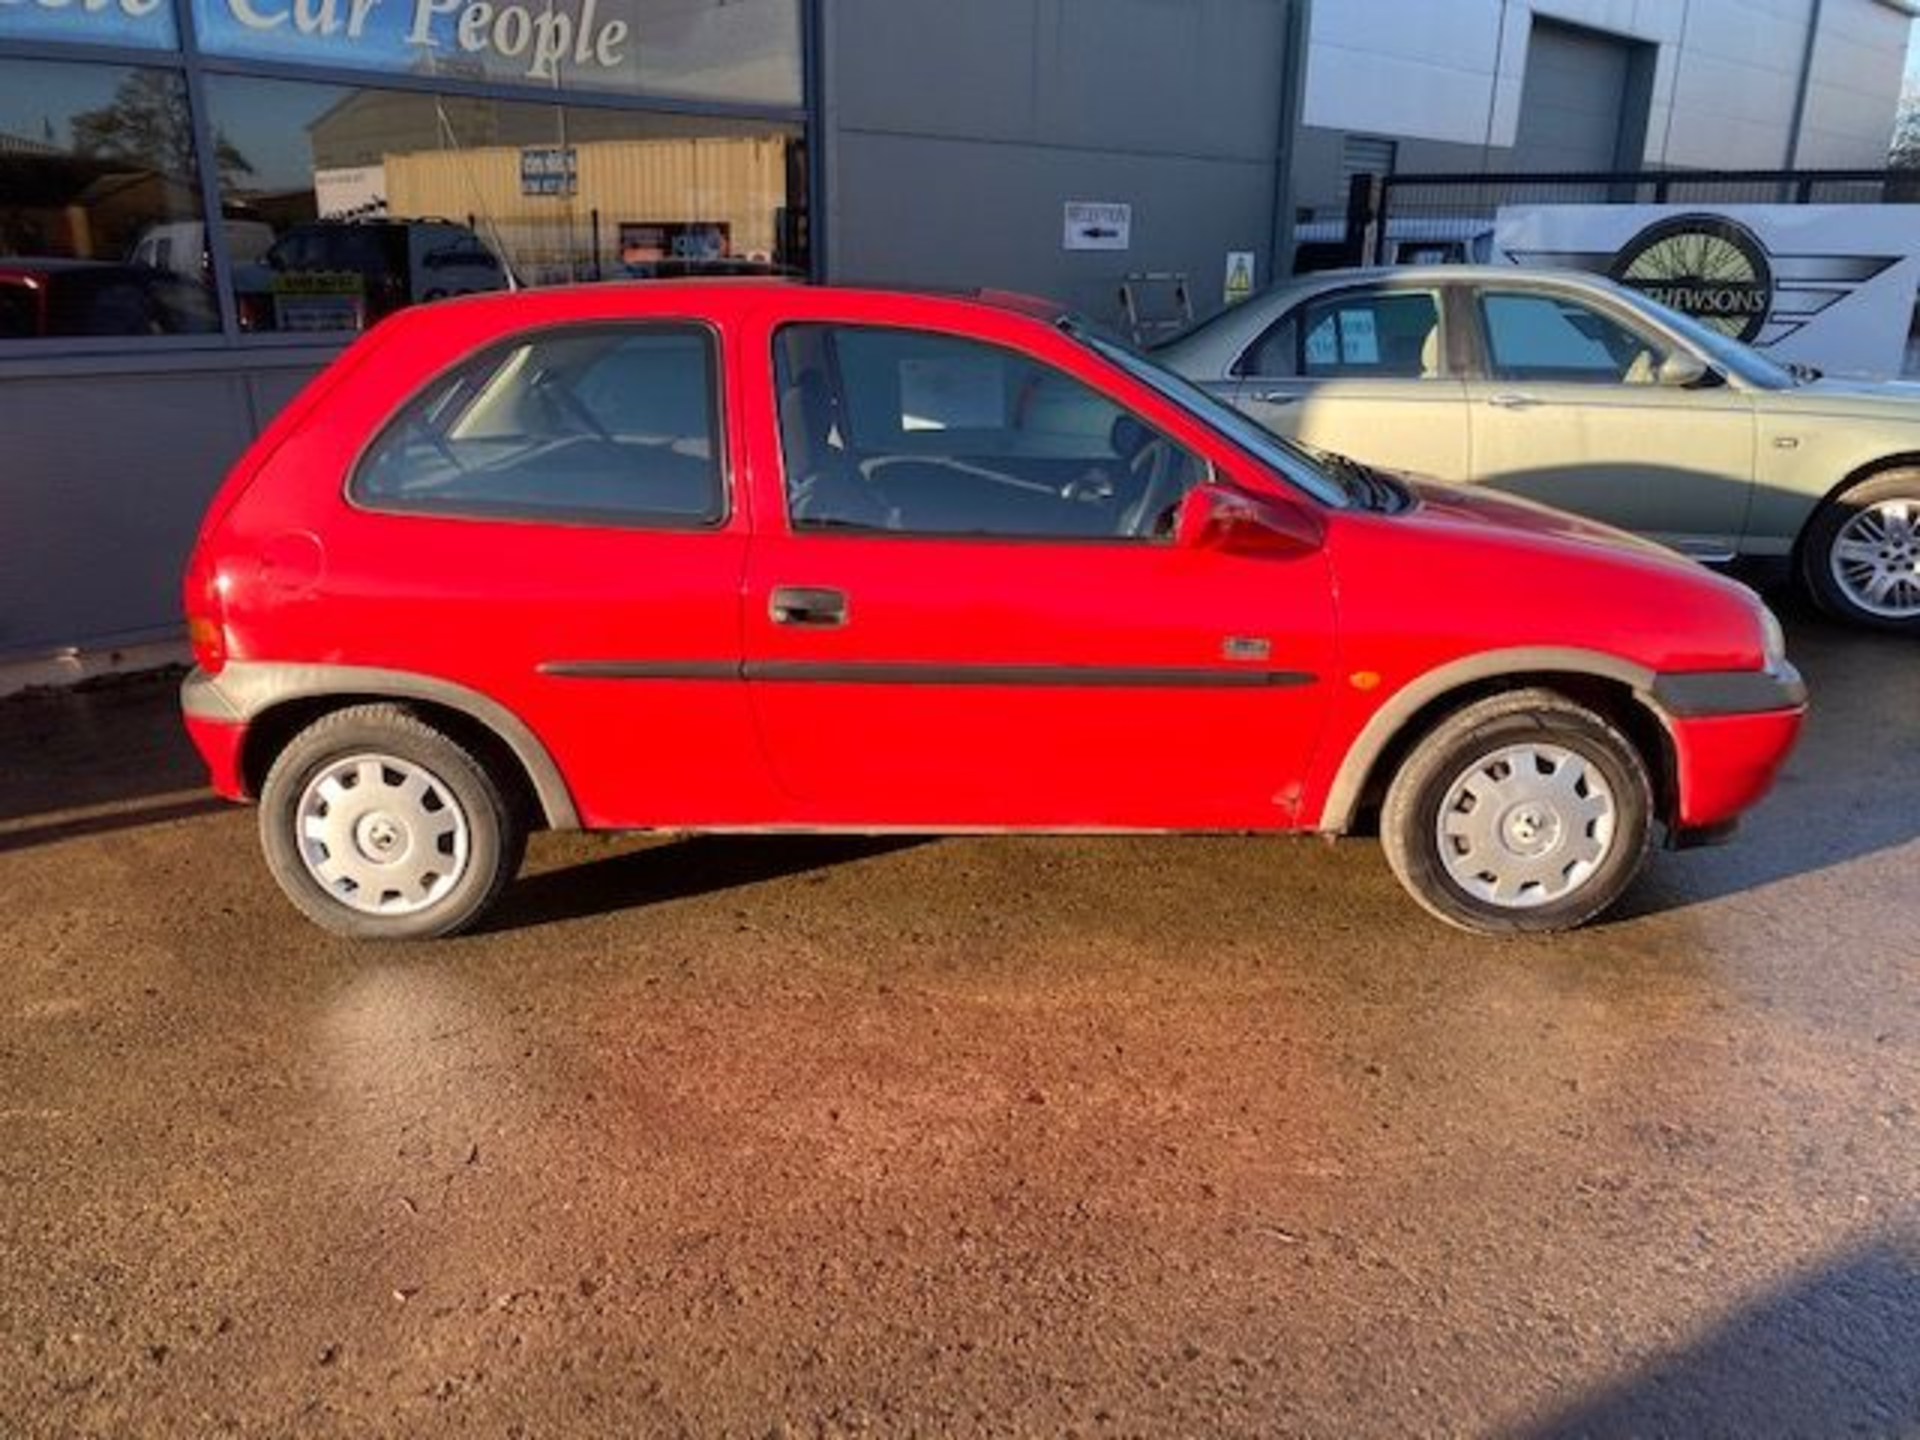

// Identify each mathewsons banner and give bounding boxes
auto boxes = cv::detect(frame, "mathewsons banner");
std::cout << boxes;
[1495,205,1920,380]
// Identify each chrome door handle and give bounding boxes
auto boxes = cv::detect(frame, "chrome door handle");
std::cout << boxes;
[1249,391,1300,406]
[770,585,848,627]
[1486,392,1542,410]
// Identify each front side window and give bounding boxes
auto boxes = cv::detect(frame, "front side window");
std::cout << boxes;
[775,326,1208,541]
[1240,290,1441,380]
[1480,291,1666,385]
[353,324,724,526]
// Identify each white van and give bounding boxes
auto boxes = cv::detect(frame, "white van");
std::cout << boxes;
[129,219,277,280]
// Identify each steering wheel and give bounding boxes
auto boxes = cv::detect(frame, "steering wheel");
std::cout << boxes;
[1118,436,1184,538]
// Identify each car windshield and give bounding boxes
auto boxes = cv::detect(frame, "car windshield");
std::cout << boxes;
[1070,327,1351,508]
[1611,281,1798,390]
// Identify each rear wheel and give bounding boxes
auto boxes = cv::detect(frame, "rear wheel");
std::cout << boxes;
[1381,690,1654,934]
[259,705,524,940]
[1800,470,1920,632]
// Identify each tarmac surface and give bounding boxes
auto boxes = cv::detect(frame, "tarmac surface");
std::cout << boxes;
[0,603,1915,1437]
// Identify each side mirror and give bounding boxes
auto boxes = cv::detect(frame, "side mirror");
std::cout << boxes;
[1174,482,1322,556]
[1657,352,1713,388]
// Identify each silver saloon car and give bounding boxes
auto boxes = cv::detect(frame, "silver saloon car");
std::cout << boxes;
[1159,265,1920,632]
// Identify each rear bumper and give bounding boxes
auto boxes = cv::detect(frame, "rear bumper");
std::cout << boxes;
[181,670,251,802]
[1658,664,1806,831]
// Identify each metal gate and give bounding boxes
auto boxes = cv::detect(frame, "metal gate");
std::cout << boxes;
[1314,168,1920,272]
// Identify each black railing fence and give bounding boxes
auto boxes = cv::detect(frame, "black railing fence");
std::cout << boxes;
[1311,169,1920,270]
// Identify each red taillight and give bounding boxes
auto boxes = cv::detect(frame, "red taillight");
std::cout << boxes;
[184,558,229,674]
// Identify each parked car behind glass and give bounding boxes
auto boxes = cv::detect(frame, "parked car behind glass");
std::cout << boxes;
[0,258,217,338]
[234,218,506,332]
[1160,265,1920,632]
[181,283,1804,941]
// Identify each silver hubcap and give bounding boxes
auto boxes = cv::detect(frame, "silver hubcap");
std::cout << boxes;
[1436,743,1617,910]
[296,754,470,916]
[1830,499,1920,619]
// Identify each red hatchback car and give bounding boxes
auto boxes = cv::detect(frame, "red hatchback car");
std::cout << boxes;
[181,283,1805,939]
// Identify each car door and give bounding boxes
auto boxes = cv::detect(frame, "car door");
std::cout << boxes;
[1229,282,1471,480]
[739,312,1338,832]
[313,317,772,828]
[1461,283,1757,558]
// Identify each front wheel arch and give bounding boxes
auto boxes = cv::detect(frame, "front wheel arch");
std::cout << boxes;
[1323,664,1675,839]
[1793,461,1920,629]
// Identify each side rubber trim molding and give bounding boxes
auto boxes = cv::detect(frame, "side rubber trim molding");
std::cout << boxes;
[541,660,1318,689]
[181,663,581,830]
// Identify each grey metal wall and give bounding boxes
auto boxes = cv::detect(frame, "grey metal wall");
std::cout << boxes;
[0,351,331,663]
[821,0,1300,326]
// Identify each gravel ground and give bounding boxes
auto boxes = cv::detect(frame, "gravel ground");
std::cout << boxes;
[1,605,1916,1437]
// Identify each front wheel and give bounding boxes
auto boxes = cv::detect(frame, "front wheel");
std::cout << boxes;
[1800,471,1920,632]
[1381,690,1654,934]
[259,704,525,940]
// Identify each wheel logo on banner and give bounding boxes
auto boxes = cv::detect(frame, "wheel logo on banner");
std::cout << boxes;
[1608,215,1774,343]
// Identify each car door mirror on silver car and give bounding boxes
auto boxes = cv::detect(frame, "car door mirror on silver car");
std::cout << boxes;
[1656,352,1716,389]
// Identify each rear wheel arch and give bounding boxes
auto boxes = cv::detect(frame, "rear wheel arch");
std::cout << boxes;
[1320,653,1676,837]
[212,664,578,830]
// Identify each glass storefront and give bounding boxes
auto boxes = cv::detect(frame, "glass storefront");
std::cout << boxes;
[0,0,809,343]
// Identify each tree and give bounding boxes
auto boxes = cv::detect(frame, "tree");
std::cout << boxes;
[1892,84,1920,170]
[71,70,253,189]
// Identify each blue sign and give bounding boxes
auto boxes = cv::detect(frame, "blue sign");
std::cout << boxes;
[0,0,178,49]
[519,145,577,197]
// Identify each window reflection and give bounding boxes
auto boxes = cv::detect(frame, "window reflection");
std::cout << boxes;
[0,58,218,338]
[205,75,807,334]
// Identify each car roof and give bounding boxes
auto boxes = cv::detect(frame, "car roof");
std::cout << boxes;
[394,279,1075,332]
[1280,264,1610,289]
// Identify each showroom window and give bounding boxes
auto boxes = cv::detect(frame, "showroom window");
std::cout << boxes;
[201,76,806,334]
[353,324,724,526]
[0,0,808,346]
[0,57,218,338]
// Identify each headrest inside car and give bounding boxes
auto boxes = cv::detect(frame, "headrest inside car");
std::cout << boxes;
[1110,414,1151,459]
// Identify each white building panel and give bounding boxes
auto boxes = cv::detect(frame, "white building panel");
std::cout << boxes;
[1303,0,1910,172]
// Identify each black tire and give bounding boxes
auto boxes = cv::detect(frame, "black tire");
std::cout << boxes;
[1380,689,1654,935]
[1800,470,1920,633]
[258,704,525,940]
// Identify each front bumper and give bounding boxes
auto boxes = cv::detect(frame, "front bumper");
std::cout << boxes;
[1654,663,1807,832]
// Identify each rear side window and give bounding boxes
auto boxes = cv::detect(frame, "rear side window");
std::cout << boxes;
[353,324,724,527]
[1240,289,1442,379]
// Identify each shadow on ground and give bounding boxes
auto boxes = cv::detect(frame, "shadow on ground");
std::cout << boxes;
[1611,604,1919,921]
[482,835,929,933]
[1517,1236,1920,1438]
[0,667,226,852]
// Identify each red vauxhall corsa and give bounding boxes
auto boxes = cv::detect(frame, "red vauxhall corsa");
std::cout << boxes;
[180,283,1806,940]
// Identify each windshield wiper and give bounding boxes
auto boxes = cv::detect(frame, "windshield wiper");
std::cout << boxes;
[1311,447,1395,511]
